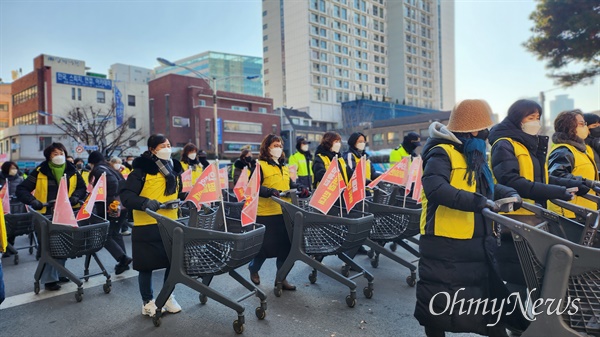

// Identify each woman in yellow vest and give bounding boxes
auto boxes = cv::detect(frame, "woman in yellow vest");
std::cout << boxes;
[121,134,183,317]
[548,109,600,217]
[312,131,350,188]
[415,100,524,337]
[248,134,309,291]
[16,143,87,292]
[179,143,203,185]
[344,132,380,182]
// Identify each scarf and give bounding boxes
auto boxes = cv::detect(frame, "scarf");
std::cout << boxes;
[152,155,177,196]
[458,137,494,196]
[48,162,66,183]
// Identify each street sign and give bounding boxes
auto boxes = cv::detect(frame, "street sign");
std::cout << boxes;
[84,145,99,151]
[75,145,84,154]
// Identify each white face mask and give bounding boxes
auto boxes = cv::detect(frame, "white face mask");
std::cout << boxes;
[300,144,309,152]
[9,169,17,176]
[576,126,589,140]
[270,147,283,159]
[113,164,121,170]
[521,120,542,136]
[188,153,197,160]
[331,141,342,153]
[155,147,172,161]
[127,160,133,166]
[52,155,66,165]
[356,142,366,151]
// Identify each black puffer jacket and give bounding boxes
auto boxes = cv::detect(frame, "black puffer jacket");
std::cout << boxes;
[342,144,380,181]
[489,118,569,207]
[415,122,528,334]
[89,162,124,203]
[312,144,353,188]
[548,132,599,187]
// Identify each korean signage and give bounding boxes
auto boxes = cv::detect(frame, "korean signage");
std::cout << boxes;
[56,72,112,90]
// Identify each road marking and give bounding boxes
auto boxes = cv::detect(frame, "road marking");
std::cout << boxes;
[0,269,138,310]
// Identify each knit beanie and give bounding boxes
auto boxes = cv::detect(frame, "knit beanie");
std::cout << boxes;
[446,99,494,133]
[584,113,600,126]
[88,151,105,165]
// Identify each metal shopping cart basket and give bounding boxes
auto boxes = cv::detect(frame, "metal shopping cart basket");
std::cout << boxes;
[483,203,600,337]
[31,211,111,302]
[4,201,38,265]
[146,205,267,334]
[361,200,421,287]
[271,197,375,307]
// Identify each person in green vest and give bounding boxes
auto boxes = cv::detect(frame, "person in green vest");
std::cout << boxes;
[389,132,421,163]
[415,99,525,337]
[288,136,314,190]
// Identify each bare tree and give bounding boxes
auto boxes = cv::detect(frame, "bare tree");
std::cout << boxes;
[54,105,144,157]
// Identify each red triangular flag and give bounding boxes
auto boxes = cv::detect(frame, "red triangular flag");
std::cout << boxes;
[53,176,78,227]
[0,182,9,215]
[219,167,228,190]
[233,166,249,202]
[343,156,366,212]
[181,168,193,193]
[309,156,342,214]
[405,157,422,195]
[412,164,424,203]
[381,157,410,186]
[184,163,220,208]
[95,173,107,203]
[77,173,106,220]
[244,163,261,200]
[288,165,298,182]
[241,194,258,226]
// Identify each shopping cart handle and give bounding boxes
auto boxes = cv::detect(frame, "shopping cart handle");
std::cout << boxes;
[279,189,299,197]
[494,197,520,213]
[43,200,56,207]
[160,199,181,210]
[581,193,600,204]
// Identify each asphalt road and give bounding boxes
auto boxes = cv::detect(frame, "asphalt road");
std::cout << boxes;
[0,234,479,337]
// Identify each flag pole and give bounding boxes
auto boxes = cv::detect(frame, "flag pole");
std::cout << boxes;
[362,155,366,213]
[336,156,343,217]
[217,160,228,232]
[103,172,108,220]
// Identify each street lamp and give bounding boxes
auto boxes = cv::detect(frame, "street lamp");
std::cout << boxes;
[157,57,260,158]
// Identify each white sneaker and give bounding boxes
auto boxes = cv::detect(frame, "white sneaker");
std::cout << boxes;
[142,300,158,316]
[164,295,182,313]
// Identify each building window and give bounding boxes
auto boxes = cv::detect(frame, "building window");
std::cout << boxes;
[128,95,136,106]
[0,104,8,111]
[263,35,268,41]
[129,140,137,147]
[231,106,249,111]
[205,119,212,148]
[71,88,76,100]
[39,137,52,152]
[258,107,268,113]
[198,99,206,106]
[13,111,38,126]
[129,118,136,129]
[97,91,106,103]
[373,133,384,146]
[223,121,262,134]
[77,88,82,101]
[262,10,267,16]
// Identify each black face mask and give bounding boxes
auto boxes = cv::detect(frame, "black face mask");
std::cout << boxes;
[590,127,600,139]
[244,156,252,163]
[76,163,83,170]
[475,129,490,141]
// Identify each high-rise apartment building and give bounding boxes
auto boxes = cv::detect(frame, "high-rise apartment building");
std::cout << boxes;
[549,94,575,122]
[154,51,264,97]
[262,0,454,127]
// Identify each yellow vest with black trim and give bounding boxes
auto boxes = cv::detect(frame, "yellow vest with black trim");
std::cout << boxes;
[257,160,291,216]
[420,144,481,239]
[0,201,6,253]
[390,146,410,164]
[80,170,90,185]
[132,172,179,226]
[34,169,78,214]
[316,154,350,185]
[181,162,203,185]
[491,137,549,216]
[288,152,313,178]
[347,152,372,180]
[548,144,598,218]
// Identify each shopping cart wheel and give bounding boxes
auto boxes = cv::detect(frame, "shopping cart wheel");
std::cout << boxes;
[406,274,416,287]
[233,320,244,334]
[363,286,373,299]
[341,265,350,277]
[152,314,161,327]
[34,282,40,294]
[14,254,19,265]
[199,294,208,304]
[367,249,374,259]
[103,283,111,294]
[389,242,398,252]
[29,247,33,254]
[274,284,282,297]
[345,295,356,308]
[308,271,317,284]
[370,257,379,268]
[255,306,266,320]
[75,289,83,302]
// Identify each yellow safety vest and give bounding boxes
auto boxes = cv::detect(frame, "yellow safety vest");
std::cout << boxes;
[390,146,410,164]
[181,162,203,185]
[420,144,483,239]
[317,154,350,185]
[491,138,549,216]
[132,172,179,226]
[0,202,6,253]
[347,152,372,180]
[257,160,291,216]
[34,169,78,214]
[80,170,90,184]
[548,144,598,218]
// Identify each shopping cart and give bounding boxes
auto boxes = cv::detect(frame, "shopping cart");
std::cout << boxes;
[146,206,267,334]
[271,197,375,307]
[3,201,38,265]
[362,200,421,286]
[482,202,600,337]
[31,210,111,302]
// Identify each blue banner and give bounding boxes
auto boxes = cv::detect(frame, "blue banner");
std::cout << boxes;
[217,118,223,145]
[56,72,112,90]
[114,85,124,126]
